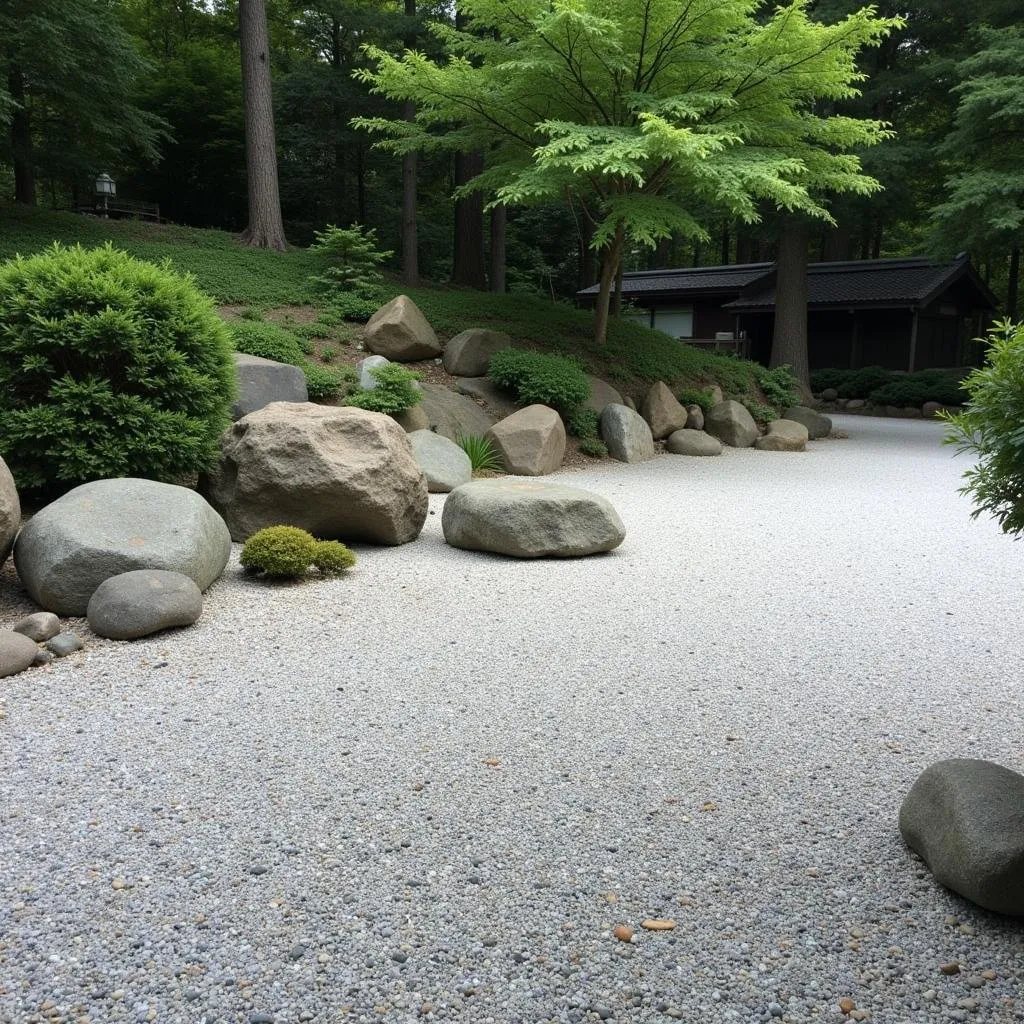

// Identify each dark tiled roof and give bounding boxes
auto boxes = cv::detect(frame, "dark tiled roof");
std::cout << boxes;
[576,263,772,297]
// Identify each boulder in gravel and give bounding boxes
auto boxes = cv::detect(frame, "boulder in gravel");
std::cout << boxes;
[409,430,472,493]
[685,405,705,431]
[357,354,391,390]
[0,630,38,678]
[665,429,722,457]
[783,405,832,439]
[820,388,839,401]
[392,405,430,433]
[203,402,427,545]
[87,569,203,641]
[486,405,565,476]
[705,400,758,448]
[418,383,496,442]
[922,401,944,418]
[442,329,510,377]
[364,295,442,361]
[232,353,308,420]
[442,479,625,558]
[900,758,1024,916]
[599,404,655,463]
[641,381,688,440]
[12,612,60,643]
[754,419,809,452]
[14,479,231,616]
[0,455,20,565]
[846,399,866,411]
[584,376,624,417]
[46,632,83,658]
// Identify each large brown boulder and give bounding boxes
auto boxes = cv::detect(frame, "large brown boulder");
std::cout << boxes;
[705,400,758,448]
[364,295,442,361]
[486,405,565,476]
[203,403,428,545]
[0,455,20,565]
[442,329,510,377]
[641,381,688,440]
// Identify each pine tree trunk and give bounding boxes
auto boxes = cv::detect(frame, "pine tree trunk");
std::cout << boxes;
[593,224,625,346]
[770,220,811,391]
[452,151,486,289]
[8,69,34,205]
[1007,247,1020,322]
[401,0,418,286]
[612,260,624,317]
[239,0,286,250]
[489,205,506,293]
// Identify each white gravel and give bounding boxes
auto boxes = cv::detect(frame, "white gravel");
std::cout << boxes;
[2,415,1024,1024]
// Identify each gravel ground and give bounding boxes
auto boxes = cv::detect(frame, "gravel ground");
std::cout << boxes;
[2,415,1023,1024]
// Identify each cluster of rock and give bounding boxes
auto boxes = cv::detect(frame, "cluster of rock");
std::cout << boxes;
[814,388,952,420]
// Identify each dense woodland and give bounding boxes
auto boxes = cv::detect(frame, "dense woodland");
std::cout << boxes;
[0,0,1020,319]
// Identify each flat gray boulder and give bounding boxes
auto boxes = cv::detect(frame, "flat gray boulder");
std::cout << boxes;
[599,404,654,463]
[486,405,565,476]
[357,354,391,390]
[392,405,430,432]
[0,630,38,678]
[0,455,20,565]
[418,383,496,442]
[12,612,60,643]
[665,429,722,456]
[641,381,688,440]
[900,759,1024,916]
[442,329,510,377]
[783,405,832,439]
[754,419,808,452]
[705,400,758,448]
[233,353,308,420]
[442,479,625,558]
[203,402,427,545]
[87,569,203,640]
[584,376,623,416]
[409,430,472,493]
[364,295,442,361]
[14,479,231,616]
[455,377,519,422]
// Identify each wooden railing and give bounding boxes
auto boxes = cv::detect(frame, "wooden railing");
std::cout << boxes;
[77,198,161,222]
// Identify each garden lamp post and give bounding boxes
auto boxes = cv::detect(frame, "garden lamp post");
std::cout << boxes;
[95,173,116,218]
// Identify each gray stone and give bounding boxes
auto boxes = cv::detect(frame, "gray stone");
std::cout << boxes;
[364,295,442,361]
[33,649,54,666]
[486,405,565,476]
[900,758,1024,916]
[86,570,203,641]
[14,479,231,616]
[418,383,496,442]
[0,455,20,565]
[0,630,38,678]
[357,354,391,390]
[232,353,308,420]
[784,405,832,439]
[202,403,427,545]
[754,419,809,452]
[685,405,705,431]
[454,377,520,422]
[11,612,61,643]
[442,329,510,377]
[705,400,758,448]
[46,632,84,658]
[442,479,625,558]
[708,385,724,405]
[392,405,430,433]
[923,401,944,418]
[623,396,637,412]
[408,430,473,493]
[820,388,839,401]
[665,429,722,457]
[640,381,688,440]
[584,376,624,417]
[599,404,655,463]
[846,399,866,411]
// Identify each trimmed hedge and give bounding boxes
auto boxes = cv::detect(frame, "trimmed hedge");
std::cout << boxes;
[810,365,969,406]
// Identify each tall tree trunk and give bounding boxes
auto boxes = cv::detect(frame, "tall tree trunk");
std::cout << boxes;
[593,223,625,346]
[239,0,286,249]
[8,69,34,205]
[400,0,418,286]
[331,17,347,224]
[1008,246,1021,322]
[822,225,852,262]
[720,222,730,265]
[654,235,671,268]
[612,260,624,317]
[735,226,755,265]
[578,217,596,289]
[452,151,486,289]
[770,219,811,392]
[489,205,506,293]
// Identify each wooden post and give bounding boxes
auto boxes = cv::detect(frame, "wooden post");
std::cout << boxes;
[908,310,919,373]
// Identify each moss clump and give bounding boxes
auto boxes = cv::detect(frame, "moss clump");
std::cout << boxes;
[241,525,358,579]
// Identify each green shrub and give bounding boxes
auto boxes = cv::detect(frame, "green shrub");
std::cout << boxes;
[809,368,851,393]
[312,540,357,575]
[323,293,384,323]
[488,348,591,412]
[944,321,1024,535]
[0,243,236,494]
[346,363,423,414]
[677,387,716,412]
[565,406,600,440]
[231,320,306,365]
[321,346,338,363]
[869,372,967,408]
[303,363,348,401]
[742,399,777,424]
[755,364,800,412]
[309,224,393,295]
[458,433,503,472]
[240,525,319,577]
[578,437,608,458]
[837,366,894,399]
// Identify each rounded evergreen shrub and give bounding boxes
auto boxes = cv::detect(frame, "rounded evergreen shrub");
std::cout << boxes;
[346,364,423,414]
[0,243,236,494]
[488,348,590,412]
[240,525,318,577]
[312,539,357,575]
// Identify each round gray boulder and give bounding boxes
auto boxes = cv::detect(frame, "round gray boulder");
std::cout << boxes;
[14,479,231,616]
[442,329,510,377]
[443,479,625,558]
[705,400,758,448]
[12,612,61,643]
[665,429,722,456]
[87,569,203,641]
[599,404,654,463]
[0,629,39,679]
[409,430,473,493]
[783,405,832,439]
[0,455,20,565]
[900,758,1024,916]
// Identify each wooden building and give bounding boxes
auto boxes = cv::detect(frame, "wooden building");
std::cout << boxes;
[577,255,999,371]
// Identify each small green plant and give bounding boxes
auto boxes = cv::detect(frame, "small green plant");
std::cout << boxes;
[241,525,358,578]
[578,437,608,458]
[742,399,778,424]
[321,346,338,363]
[565,406,600,439]
[458,433,503,472]
[677,386,716,412]
[944,320,1024,535]
[309,224,393,295]
[232,320,306,365]
[303,363,348,401]
[240,306,262,321]
[754,364,800,412]
[323,294,384,323]
[346,364,423,414]
[488,347,591,413]
[312,540,357,575]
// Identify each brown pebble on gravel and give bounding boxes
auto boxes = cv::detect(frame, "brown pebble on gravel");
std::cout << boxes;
[940,962,961,975]
[640,919,676,931]
[612,924,633,942]
[849,1011,871,1022]
[839,997,856,1014]
[981,970,997,980]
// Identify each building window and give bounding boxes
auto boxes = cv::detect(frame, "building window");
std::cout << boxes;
[653,307,694,339]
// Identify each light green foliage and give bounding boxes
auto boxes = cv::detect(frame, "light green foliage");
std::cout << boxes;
[944,321,1024,534]
[742,399,778,425]
[241,526,355,578]
[230,320,347,401]
[488,348,591,412]
[346,363,423,414]
[321,346,339,363]
[754,365,801,413]
[578,437,609,458]
[312,540,357,575]
[303,363,349,402]
[458,434,503,473]
[677,387,716,413]
[309,224,394,295]
[0,243,235,494]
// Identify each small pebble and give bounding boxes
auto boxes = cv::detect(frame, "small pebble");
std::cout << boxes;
[45,631,83,657]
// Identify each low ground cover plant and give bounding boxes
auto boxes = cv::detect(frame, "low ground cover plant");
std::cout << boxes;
[231,320,349,401]
[241,525,357,578]
[489,348,591,412]
[346,364,423,414]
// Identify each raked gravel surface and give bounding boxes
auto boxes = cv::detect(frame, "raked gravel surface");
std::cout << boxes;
[2,415,1023,1024]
